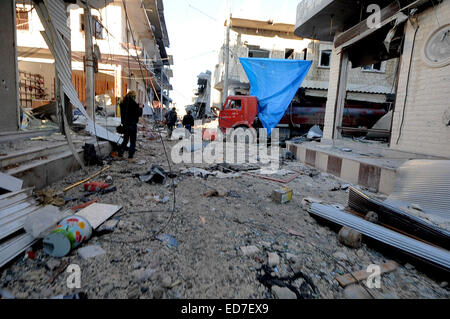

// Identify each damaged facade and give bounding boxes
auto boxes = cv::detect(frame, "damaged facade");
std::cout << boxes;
[2,0,173,133]
[213,17,398,132]
[294,0,450,157]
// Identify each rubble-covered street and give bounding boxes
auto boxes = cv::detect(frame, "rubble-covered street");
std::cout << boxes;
[2,129,448,299]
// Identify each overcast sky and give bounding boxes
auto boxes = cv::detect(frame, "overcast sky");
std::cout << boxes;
[164,0,301,110]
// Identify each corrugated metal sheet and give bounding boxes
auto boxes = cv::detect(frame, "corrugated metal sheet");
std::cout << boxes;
[385,160,450,225]
[348,187,450,249]
[35,2,122,145]
[0,233,36,268]
[0,188,38,268]
[310,203,450,271]
[46,0,71,40]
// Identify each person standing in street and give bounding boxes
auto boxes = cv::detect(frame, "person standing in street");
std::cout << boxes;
[165,107,178,139]
[118,91,142,162]
[182,110,195,134]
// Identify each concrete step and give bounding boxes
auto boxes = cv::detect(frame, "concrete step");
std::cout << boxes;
[0,142,75,169]
[5,141,111,190]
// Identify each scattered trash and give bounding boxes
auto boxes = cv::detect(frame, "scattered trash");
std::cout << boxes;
[97,219,119,233]
[341,148,352,152]
[267,252,280,267]
[200,216,206,225]
[138,165,167,184]
[63,165,111,193]
[156,234,178,248]
[71,198,98,211]
[35,189,65,207]
[281,149,294,160]
[271,187,293,204]
[78,245,106,259]
[227,191,241,198]
[43,215,93,257]
[83,143,103,166]
[241,245,260,256]
[287,229,305,238]
[105,176,113,184]
[204,189,219,197]
[307,125,323,139]
[84,181,110,192]
[256,264,319,299]
[338,227,362,249]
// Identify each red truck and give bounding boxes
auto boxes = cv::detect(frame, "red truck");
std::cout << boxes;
[218,95,387,140]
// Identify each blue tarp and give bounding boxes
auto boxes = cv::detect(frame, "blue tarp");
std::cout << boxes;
[239,58,312,135]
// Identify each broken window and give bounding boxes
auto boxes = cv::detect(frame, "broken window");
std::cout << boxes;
[225,99,242,110]
[248,45,270,58]
[80,14,105,39]
[285,48,294,59]
[16,5,29,31]
[319,49,332,68]
[362,62,383,72]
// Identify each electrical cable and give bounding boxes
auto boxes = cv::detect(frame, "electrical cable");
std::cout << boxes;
[121,0,177,241]
[396,17,419,145]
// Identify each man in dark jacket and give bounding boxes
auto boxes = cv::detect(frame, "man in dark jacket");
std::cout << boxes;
[118,91,142,161]
[165,107,178,139]
[182,111,195,133]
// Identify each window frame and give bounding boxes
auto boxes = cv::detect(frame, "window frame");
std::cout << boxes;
[318,49,332,68]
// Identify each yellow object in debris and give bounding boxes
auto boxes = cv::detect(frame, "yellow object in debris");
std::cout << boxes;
[272,187,293,204]
[63,165,111,193]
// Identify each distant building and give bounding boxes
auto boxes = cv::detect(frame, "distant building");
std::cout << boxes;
[14,0,172,119]
[294,0,450,158]
[213,17,397,114]
[186,71,212,119]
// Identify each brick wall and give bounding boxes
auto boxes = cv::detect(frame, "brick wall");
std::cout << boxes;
[390,1,450,158]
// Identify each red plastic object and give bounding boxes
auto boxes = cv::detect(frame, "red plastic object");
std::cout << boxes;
[83,181,109,192]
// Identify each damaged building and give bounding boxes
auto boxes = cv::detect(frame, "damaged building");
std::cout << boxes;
[213,17,398,136]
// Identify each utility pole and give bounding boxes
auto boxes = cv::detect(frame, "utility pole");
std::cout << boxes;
[222,14,230,106]
[84,5,95,119]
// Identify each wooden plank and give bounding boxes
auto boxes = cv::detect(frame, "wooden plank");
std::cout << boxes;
[335,261,398,287]
[76,203,122,229]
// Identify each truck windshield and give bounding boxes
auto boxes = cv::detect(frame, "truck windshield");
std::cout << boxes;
[225,99,242,110]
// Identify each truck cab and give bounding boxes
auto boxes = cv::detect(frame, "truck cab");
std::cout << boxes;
[218,96,259,133]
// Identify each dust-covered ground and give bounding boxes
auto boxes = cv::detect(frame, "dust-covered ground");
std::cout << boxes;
[1,128,449,299]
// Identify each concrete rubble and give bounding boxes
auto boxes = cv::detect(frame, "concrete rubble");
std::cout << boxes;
[0,124,449,300]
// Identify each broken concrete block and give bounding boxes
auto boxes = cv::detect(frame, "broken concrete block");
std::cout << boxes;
[271,286,297,299]
[133,266,158,283]
[23,205,62,239]
[97,219,119,232]
[267,252,280,267]
[78,245,105,259]
[241,245,259,256]
[271,187,292,204]
[161,275,172,288]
